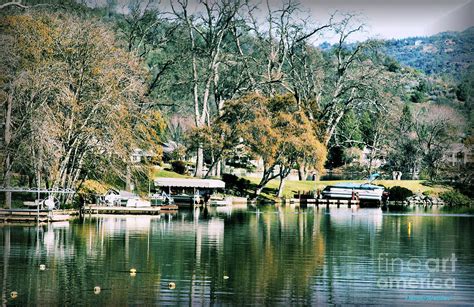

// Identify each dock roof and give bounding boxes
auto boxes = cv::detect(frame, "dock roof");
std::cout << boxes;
[154,177,225,188]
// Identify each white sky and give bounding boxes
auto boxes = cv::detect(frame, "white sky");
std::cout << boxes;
[95,0,474,41]
[297,0,474,42]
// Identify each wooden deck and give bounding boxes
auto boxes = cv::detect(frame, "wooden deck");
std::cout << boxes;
[0,209,76,223]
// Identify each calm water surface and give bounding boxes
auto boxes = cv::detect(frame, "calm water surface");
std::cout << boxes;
[1,205,474,306]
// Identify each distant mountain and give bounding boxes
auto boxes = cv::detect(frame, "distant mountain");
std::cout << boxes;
[383,27,474,79]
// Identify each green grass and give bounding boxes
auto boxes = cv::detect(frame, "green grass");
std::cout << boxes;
[153,168,191,178]
[244,177,450,199]
[150,168,451,200]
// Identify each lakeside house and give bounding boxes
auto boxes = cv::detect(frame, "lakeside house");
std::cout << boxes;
[131,148,157,163]
[444,143,474,166]
[360,146,387,168]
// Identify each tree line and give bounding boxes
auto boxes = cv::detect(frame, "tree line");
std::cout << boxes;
[1,0,469,205]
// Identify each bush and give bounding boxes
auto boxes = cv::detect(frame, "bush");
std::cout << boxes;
[171,160,187,174]
[440,190,472,207]
[422,190,433,196]
[222,173,251,195]
[411,90,427,103]
[388,186,414,201]
[78,180,110,205]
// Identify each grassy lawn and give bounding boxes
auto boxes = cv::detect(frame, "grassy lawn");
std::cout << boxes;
[152,168,191,178]
[151,168,450,200]
[244,177,450,199]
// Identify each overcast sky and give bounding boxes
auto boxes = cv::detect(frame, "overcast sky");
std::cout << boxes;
[104,0,474,41]
[296,0,474,42]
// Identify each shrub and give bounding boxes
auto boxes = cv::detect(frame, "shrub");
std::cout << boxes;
[411,90,427,103]
[440,190,472,207]
[388,186,414,201]
[222,173,251,195]
[171,160,187,174]
[78,180,110,205]
[422,190,433,196]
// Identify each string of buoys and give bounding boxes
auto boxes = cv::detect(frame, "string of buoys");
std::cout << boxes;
[30,265,231,295]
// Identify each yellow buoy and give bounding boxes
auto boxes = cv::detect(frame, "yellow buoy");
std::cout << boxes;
[168,282,176,289]
[130,268,137,274]
[39,264,46,271]
[11,291,18,299]
[94,286,101,295]
[223,275,229,280]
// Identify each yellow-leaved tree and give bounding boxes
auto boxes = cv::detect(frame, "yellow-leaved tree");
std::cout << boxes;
[0,12,165,205]
[212,93,327,198]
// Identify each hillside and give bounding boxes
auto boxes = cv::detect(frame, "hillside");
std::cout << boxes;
[383,27,474,79]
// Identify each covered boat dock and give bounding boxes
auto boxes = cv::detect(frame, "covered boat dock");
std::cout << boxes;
[154,178,226,207]
[154,178,226,189]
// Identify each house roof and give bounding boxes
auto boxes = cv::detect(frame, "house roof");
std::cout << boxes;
[154,177,225,188]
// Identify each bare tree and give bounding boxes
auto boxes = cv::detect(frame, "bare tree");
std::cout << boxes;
[413,104,464,180]
[171,0,243,177]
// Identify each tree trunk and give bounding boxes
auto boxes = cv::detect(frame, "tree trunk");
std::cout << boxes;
[126,163,132,191]
[313,171,320,181]
[297,163,306,181]
[3,90,12,209]
[277,176,286,198]
[254,185,264,197]
[194,145,204,178]
[254,169,272,198]
[216,159,222,177]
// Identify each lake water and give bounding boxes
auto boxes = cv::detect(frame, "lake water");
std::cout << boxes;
[1,205,474,305]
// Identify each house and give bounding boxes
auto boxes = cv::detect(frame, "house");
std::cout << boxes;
[360,146,387,168]
[130,148,157,163]
[444,143,473,166]
[162,141,186,161]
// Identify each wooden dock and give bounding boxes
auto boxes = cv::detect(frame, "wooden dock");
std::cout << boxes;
[287,198,362,208]
[0,209,76,223]
[84,205,166,215]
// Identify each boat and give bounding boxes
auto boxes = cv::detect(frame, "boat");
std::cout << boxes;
[149,192,175,206]
[321,183,385,201]
[209,195,231,206]
[103,190,139,206]
[23,196,60,210]
[102,189,152,207]
[126,198,151,208]
[321,173,387,202]
[172,193,201,205]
